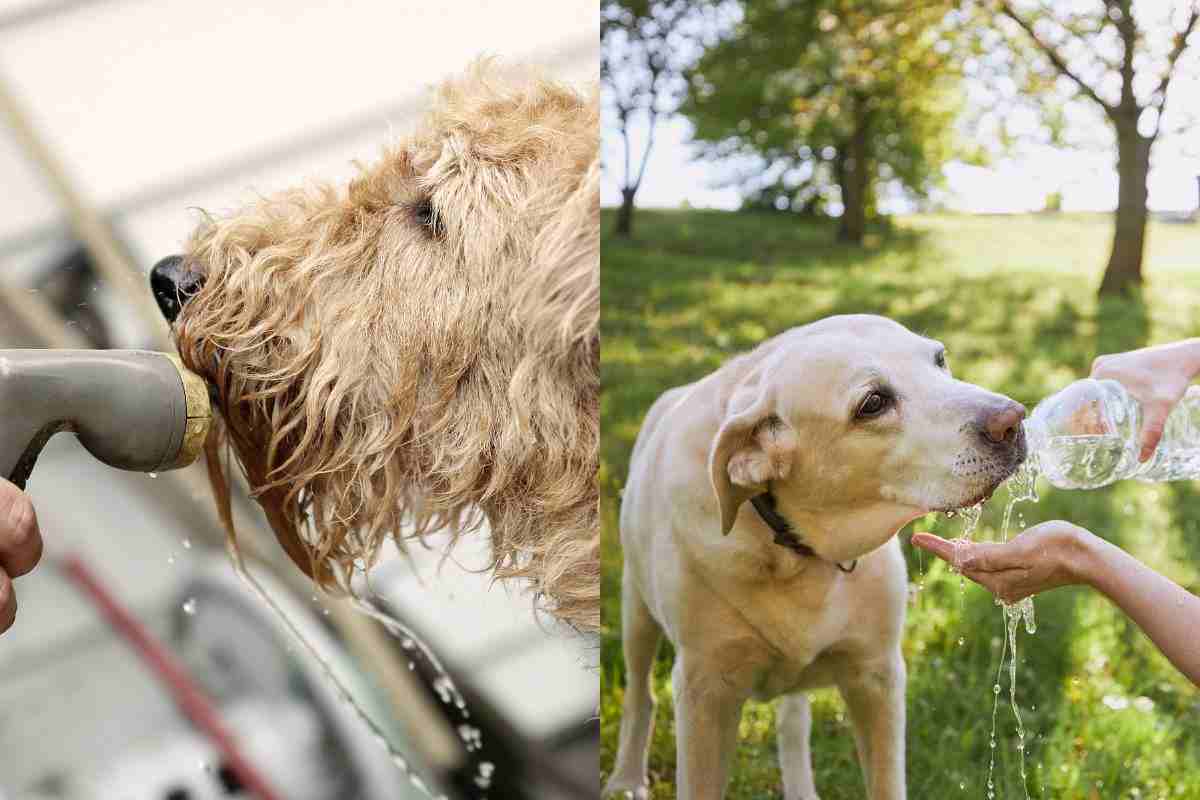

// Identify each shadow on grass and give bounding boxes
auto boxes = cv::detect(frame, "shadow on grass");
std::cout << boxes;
[1096,288,1152,357]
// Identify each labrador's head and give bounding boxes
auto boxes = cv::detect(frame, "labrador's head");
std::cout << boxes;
[709,315,1025,562]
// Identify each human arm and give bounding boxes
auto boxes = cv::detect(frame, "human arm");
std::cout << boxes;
[1091,338,1200,461]
[0,478,42,634]
[912,522,1200,687]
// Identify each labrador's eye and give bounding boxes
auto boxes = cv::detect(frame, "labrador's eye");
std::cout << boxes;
[858,391,891,419]
[935,350,947,369]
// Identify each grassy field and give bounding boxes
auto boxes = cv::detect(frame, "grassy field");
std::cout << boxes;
[599,209,1200,799]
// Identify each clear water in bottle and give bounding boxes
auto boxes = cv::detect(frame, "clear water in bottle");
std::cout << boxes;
[1026,379,1200,489]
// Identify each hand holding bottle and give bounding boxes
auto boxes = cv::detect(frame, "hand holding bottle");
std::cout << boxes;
[1091,339,1200,462]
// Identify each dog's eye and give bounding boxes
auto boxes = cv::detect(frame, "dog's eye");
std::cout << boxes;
[935,349,947,369]
[413,199,444,238]
[857,391,891,419]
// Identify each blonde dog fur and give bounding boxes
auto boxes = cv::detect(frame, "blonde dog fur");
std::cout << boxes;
[606,315,1027,798]
[169,62,600,632]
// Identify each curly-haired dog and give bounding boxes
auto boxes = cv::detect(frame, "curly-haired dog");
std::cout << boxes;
[149,62,600,633]
[606,315,1026,799]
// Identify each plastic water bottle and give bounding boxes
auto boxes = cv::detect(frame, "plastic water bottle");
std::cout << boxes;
[1025,379,1200,489]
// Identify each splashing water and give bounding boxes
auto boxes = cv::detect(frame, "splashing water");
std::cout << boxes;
[201,444,487,797]
[349,588,470,719]
[985,457,1040,800]
[474,761,495,790]
[954,502,985,598]
[223,550,452,800]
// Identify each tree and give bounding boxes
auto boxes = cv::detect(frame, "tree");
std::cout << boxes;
[684,0,963,244]
[601,0,734,237]
[988,0,1200,295]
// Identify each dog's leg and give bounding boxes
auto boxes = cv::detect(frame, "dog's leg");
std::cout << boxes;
[604,579,663,798]
[837,652,907,800]
[777,693,821,800]
[673,654,747,800]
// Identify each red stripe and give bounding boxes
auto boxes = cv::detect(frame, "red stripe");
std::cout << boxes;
[60,554,285,800]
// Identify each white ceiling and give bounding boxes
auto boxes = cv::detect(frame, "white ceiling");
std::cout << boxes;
[0,0,597,268]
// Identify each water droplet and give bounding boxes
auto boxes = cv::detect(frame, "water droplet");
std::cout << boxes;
[148,472,158,479]
[182,597,197,615]
[458,724,483,752]
[167,555,175,566]
[958,637,965,647]
[182,538,192,549]
[993,683,1001,694]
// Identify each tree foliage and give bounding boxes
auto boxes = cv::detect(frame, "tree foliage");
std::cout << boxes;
[684,0,964,239]
[967,0,1200,294]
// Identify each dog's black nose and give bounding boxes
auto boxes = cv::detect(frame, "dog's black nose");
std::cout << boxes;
[150,255,204,323]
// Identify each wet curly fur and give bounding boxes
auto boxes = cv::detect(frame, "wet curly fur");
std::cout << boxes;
[171,61,600,632]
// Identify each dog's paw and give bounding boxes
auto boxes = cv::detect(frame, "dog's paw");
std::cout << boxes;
[602,776,651,799]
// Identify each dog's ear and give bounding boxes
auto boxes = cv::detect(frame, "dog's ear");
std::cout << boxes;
[708,382,797,536]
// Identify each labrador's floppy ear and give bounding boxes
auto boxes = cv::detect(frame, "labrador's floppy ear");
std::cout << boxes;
[708,381,798,535]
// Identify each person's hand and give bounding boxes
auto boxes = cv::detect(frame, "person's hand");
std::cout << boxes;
[0,479,42,634]
[911,521,1096,603]
[1091,340,1200,462]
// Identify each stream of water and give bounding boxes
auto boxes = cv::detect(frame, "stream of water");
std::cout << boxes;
[980,459,1039,800]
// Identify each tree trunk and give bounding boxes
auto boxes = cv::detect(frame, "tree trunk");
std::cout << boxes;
[1099,119,1151,295]
[837,106,871,245]
[615,187,636,238]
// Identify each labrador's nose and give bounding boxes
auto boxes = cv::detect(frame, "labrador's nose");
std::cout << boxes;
[150,255,204,323]
[981,400,1026,445]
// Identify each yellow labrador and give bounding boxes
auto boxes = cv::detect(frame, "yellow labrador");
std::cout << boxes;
[605,315,1027,800]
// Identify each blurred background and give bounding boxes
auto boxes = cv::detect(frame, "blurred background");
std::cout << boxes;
[0,2,596,800]
[599,0,1200,797]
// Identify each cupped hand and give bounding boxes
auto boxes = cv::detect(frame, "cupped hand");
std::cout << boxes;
[0,478,42,634]
[911,521,1096,604]
[1091,342,1196,462]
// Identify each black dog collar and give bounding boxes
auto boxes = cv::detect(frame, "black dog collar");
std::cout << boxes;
[750,490,857,574]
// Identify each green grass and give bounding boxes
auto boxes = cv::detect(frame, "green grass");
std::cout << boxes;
[599,209,1200,799]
